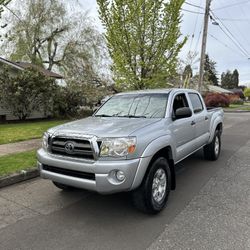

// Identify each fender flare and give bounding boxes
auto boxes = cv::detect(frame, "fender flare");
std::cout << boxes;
[131,135,176,190]
[208,118,223,144]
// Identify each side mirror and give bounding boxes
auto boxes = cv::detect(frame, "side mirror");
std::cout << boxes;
[174,107,192,120]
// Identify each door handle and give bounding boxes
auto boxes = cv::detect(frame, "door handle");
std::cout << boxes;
[205,116,208,121]
[191,121,196,126]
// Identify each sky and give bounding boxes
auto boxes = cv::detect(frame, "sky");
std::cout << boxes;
[77,0,250,87]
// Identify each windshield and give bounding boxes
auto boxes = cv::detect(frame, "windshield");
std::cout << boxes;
[94,93,168,118]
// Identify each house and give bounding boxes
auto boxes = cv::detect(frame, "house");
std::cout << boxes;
[0,56,63,121]
[207,85,233,94]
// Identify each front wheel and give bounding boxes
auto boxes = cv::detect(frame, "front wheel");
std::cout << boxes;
[132,157,171,214]
[204,130,221,161]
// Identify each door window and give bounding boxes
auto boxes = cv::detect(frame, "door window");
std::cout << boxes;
[172,94,189,117]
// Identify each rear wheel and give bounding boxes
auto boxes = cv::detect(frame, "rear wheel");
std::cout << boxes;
[204,130,221,161]
[132,157,171,214]
[52,181,76,191]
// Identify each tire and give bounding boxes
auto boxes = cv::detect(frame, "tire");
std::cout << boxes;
[203,130,221,161]
[132,157,171,214]
[52,181,76,191]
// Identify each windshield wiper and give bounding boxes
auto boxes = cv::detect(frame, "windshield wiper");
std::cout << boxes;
[95,114,112,117]
[120,115,146,118]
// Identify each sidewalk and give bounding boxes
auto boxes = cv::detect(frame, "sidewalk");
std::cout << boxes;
[149,140,250,250]
[0,139,41,156]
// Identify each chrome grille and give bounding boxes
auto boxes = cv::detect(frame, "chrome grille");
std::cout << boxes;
[50,137,94,160]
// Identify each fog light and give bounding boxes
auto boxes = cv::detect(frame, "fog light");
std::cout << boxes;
[116,170,125,181]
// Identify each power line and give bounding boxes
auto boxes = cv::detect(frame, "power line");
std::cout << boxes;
[220,0,250,54]
[181,8,204,15]
[218,18,250,22]
[184,1,204,10]
[3,5,22,22]
[210,12,250,58]
[211,11,250,56]
[194,24,202,53]
[208,33,244,56]
[213,0,250,11]
[188,0,202,52]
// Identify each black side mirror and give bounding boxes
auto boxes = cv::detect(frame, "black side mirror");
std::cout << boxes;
[174,107,192,120]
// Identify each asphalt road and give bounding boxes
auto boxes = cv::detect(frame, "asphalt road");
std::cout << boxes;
[0,113,249,250]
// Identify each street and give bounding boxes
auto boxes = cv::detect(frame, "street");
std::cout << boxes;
[0,113,249,250]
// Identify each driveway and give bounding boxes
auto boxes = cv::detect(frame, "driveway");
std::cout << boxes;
[0,113,249,250]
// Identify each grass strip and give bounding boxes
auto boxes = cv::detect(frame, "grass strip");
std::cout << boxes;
[0,150,37,177]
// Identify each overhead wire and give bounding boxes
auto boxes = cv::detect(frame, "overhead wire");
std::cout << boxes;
[181,8,204,15]
[210,11,250,58]
[219,0,250,49]
[188,0,202,52]
[213,0,250,11]
[218,18,250,22]
[208,33,244,56]
[184,1,204,10]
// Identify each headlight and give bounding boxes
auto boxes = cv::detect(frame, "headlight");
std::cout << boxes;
[100,137,136,157]
[42,132,50,151]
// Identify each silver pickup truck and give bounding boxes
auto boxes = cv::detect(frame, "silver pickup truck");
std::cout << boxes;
[37,88,223,214]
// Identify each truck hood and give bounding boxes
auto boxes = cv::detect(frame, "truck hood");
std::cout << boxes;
[48,116,162,138]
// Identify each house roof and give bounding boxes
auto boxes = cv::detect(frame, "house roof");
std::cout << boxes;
[0,56,63,79]
[207,85,233,94]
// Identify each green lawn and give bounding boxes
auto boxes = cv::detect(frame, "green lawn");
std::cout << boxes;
[0,120,68,145]
[0,150,37,177]
[226,103,250,111]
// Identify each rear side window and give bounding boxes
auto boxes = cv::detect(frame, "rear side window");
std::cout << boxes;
[189,93,204,113]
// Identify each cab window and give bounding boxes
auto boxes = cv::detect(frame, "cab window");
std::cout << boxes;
[188,93,204,113]
[172,93,189,117]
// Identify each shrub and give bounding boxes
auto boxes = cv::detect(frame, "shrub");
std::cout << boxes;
[0,68,56,120]
[232,90,245,99]
[52,85,86,118]
[229,98,244,105]
[228,94,244,105]
[204,93,230,107]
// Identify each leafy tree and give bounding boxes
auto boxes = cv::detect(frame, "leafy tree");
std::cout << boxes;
[1,0,109,109]
[2,0,106,77]
[221,71,231,89]
[182,64,193,88]
[0,68,56,120]
[221,69,239,89]
[183,65,193,79]
[244,88,250,100]
[204,54,218,86]
[97,0,186,90]
[232,69,239,87]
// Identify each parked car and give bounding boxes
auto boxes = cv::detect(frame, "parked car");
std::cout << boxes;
[37,88,224,214]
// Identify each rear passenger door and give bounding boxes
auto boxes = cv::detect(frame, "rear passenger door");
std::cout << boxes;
[170,93,196,162]
[188,93,210,148]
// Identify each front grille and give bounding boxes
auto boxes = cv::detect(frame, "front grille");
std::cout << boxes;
[43,165,95,180]
[50,137,94,160]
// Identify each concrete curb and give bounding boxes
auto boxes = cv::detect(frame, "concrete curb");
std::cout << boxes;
[224,110,250,113]
[0,168,39,189]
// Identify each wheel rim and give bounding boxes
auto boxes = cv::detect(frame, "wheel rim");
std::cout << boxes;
[152,168,167,204]
[214,136,220,155]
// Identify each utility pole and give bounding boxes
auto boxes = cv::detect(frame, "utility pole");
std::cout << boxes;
[198,0,212,92]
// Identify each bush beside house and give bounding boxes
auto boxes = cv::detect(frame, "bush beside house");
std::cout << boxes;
[204,93,230,108]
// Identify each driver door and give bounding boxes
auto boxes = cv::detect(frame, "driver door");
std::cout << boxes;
[170,93,196,162]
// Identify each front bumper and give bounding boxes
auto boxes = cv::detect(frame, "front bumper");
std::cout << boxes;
[37,148,144,194]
